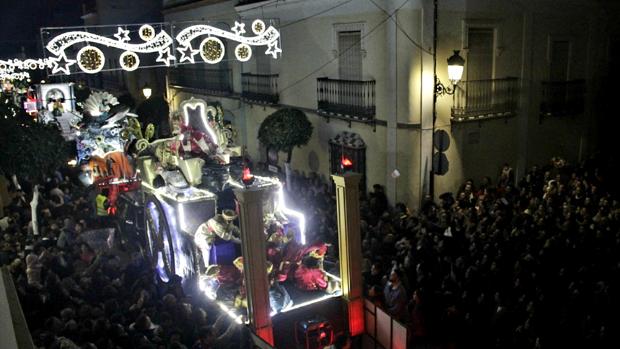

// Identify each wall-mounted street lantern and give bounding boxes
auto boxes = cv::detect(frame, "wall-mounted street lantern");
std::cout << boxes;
[436,50,465,96]
[142,83,152,99]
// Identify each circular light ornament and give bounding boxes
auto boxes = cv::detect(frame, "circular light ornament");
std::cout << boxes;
[252,19,265,35]
[77,46,105,74]
[119,51,140,71]
[234,43,252,62]
[200,37,225,64]
[139,24,155,41]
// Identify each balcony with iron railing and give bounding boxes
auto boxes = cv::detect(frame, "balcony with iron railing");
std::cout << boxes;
[168,66,233,96]
[317,77,376,122]
[241,73,279,105]
[540,79,585,117]
[451,77,519,122]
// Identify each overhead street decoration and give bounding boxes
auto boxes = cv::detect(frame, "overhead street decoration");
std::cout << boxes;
[0,20,281,78]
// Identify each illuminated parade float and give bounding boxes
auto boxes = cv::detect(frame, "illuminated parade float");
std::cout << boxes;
[65,92,358,347]
[131,96,347,343]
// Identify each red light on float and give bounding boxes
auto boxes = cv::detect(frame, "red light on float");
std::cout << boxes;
[348,298,365,336]
[242,167,252,180]
[242,167,255,185]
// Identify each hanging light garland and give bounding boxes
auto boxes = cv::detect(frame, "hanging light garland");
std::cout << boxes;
[0,20,281,77]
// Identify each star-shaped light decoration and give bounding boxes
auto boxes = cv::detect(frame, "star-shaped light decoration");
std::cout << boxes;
[231,21,246,36]
[50,52,76,75]
[156,47,176,66]
[177,44,199,64]
[114,27,131,43]
[265,41,282,59]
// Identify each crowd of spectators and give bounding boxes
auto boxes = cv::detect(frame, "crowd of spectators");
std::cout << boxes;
[0,171,251,349]
[2,155,618,348]
[288,156,619,348]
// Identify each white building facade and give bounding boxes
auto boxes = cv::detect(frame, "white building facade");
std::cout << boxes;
[162,0,614,208]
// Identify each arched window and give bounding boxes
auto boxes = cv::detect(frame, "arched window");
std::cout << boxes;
[329,132,366,191]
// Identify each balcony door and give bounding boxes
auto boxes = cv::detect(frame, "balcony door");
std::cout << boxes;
[466,28,494,113]
[548,40,571,111]
[338,30,362,80]
[256,48,271,74]
[338,31,362,109]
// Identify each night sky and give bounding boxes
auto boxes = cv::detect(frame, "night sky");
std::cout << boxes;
[0,0,92,59]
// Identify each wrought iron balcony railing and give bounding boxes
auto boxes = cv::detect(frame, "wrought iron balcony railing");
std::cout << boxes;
[451,77,519,122]
[168,67,233,96]
[540,79,585,117]
[241,73,279,105]
[317,77,376,121]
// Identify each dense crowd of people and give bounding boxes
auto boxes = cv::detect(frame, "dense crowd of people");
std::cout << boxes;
[0,172,252,349]
[1,154,618,348]
[288,156,619,348]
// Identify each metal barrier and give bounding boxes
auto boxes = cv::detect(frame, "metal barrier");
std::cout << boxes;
[363,298,408,349]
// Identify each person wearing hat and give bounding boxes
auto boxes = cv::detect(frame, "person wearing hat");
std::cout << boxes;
[194,209,241,268]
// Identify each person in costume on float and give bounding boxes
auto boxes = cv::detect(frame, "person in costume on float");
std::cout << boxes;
[171,123,216,157]
[301,241,329,269]
[294,255,328,291]
[276,230,304,282]
[231,257,289,313]
[194,209,241,268]
[268,260,292,314]
[198,264,222,300]
[266,234,285,278]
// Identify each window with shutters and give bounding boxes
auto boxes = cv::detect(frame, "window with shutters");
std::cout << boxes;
[338,31,362,80]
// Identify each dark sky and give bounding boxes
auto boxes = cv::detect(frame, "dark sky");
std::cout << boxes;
[0,0,93,59]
